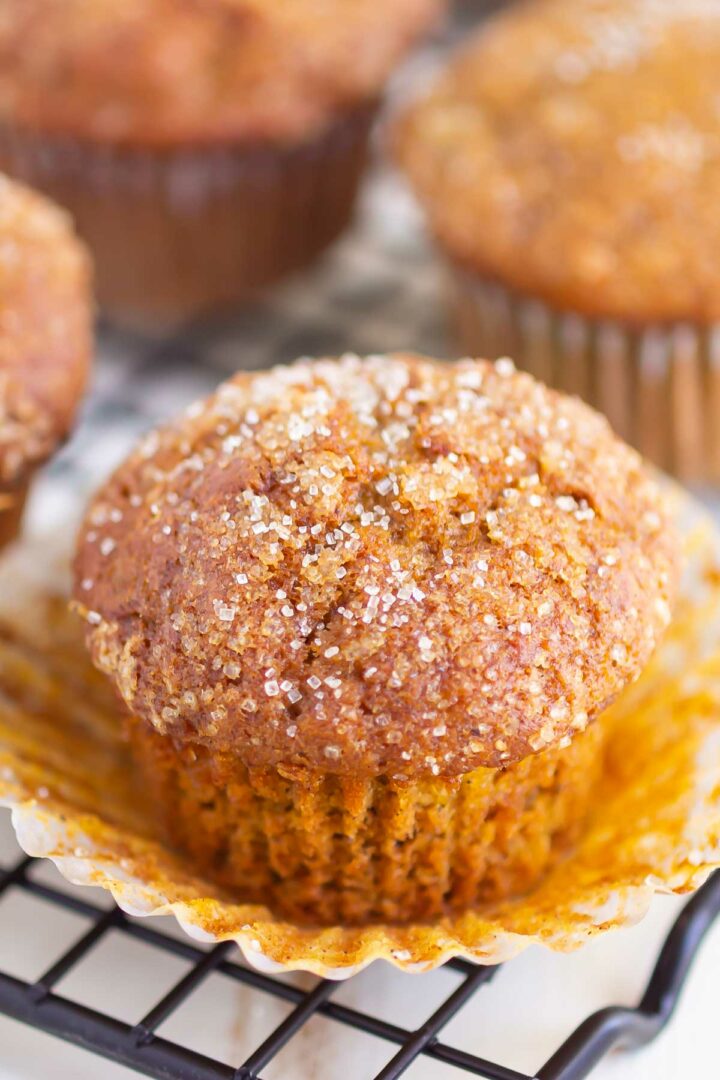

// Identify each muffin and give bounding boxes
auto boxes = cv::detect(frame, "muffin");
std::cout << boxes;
[0,173,92,552]
[395,0,720,482]
[0,0,443,328]
[73,353,679,926]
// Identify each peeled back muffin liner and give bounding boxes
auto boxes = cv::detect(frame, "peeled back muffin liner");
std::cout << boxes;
[449,267,720,484]
[1,486,720,978]
[0,106,376,328]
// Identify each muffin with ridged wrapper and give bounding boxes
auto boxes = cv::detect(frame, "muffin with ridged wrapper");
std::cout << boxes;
[0,0,444,328]
[0,173,92,551]
[395,0,720,482]
[73,353,679,926]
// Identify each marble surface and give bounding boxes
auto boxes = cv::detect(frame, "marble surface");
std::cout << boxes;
[1,813,720,1080]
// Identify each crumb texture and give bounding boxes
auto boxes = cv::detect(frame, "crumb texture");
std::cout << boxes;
[0,0,443,146]
[128,714,606,924]
[395,0,720,322]
[74,353,679,776]
[0,173,91,486]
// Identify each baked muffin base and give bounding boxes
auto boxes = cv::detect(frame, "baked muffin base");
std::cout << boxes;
[1,487,717,977]
[449,267,719,484]
[127,716,606,927]
[0,479,28,552]
[0,105,376,329]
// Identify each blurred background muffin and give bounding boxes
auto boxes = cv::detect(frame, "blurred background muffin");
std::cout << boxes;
[0,0,445,330]
[395,0,720,483]
[73,353,679,925]
[0,173,92,551]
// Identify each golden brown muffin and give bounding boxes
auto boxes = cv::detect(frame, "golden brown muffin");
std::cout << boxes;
[395,0,720,481]
[73,354,679,924]
[0,173,92,551]
[0,0,444,326]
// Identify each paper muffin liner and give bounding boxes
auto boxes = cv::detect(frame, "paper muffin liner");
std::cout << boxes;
[0,106,376,330]
[0,478,28,552]
[1,488,720,979]
[449,268,720,484]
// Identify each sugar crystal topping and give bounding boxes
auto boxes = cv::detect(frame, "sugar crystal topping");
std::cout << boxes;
[74,353,679,778]
[396,0,720,323]
[0,174,90,484]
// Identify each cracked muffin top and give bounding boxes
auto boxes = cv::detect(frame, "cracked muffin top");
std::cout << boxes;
[395,0,720,323]
[0,173,92,488]
[73,353,679,778]
[0,0,444,147]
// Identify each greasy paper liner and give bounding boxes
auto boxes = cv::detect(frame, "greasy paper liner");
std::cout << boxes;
[449,267,720,484]
[1,490,720,979]
[0,478,28,553]
[0,106,375,329]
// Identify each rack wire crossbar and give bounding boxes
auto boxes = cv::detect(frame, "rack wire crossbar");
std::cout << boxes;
[1,853,719,1080]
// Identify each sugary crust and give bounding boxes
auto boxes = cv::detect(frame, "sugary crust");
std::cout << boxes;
[395,0,720,323]
[0,174,92,486]
[73,353,679,777]
[0,0,444,147]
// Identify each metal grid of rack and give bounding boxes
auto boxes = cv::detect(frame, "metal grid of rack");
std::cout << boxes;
[1,847,719,1080]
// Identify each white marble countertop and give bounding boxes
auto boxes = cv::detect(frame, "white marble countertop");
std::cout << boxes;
[2,812,720,1080]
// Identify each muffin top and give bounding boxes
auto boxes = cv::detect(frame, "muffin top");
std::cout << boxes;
[0,174,92,489]
[0,0,443,148]
[73,353,678,779]
[396,0,720,323]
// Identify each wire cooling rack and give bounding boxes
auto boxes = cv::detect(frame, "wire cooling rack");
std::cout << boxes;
[1,845,719,1080]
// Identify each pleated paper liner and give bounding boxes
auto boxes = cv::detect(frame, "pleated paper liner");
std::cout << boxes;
[1,489,720,979]
[0,104,375,330]
[449,268,720,484]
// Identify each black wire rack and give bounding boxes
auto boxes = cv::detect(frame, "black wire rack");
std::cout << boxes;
[1,848,719,1080]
